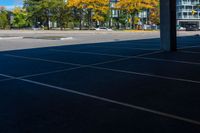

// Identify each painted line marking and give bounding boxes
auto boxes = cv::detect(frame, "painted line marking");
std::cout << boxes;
[60,37,74,40]
[5,50,160,68]
[4,52,200,84]
[181,50,200,54]
[88,65,200,84]
[133,51,162,57]
[85,45,160,51]
[50,49,131,58]
[0,67,85,83]
[50,49,162,59]
[51,49,200,66]
[136,56,200,66]
[0,78,14,82]
[179,45,200,50]
[20,66,84,79]
[4,54,82,66]
[5,51,161,67]
[0,73,200,126]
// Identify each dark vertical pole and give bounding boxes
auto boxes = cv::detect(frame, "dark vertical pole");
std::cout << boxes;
[160,0,177,51]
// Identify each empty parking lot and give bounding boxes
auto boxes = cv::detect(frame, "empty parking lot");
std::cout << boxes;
[0,30,200,132]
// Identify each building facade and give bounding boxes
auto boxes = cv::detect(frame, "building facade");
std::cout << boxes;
[177,0,200,28]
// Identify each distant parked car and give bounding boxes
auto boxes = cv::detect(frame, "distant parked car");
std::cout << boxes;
[179,27,186,31]
[143,24,151,30]
[143,24,159,30]
[95,27,112,31]
[177,27,186,31]
[185,24,198,31]
[177,25,186,31]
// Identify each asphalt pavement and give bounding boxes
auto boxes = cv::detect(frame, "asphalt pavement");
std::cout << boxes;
[0,30,200,133]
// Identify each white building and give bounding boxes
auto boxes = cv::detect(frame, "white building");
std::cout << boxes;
[177,0,200,27]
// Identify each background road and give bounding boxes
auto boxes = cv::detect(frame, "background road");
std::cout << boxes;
[0,30,197,51]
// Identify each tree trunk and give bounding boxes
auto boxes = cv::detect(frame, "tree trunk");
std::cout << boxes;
[46,15,50,30]
[79,11,82,30]
[131,11,136,29]
[87,9,92,30]
[131,16,134,29]
[60,14,64,30]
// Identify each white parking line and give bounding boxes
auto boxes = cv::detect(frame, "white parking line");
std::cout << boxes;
[85,45,160,51]
[51,49,200,66]
[20,66,84,79]
[2,53,128,80]
[60,37,74,40]
[133,51,162,57]
[51,49,163,60]
[89,65,200,84]
[50,49,131,58]
[0,73,200,126]
[136,56,200,66]
[0,78,14,82]
[181,50,200,54]
[0,55,128,83]
[179,45,200,49]
[4,53,200,84]
[5,54,82,66]
[6,50,159,68]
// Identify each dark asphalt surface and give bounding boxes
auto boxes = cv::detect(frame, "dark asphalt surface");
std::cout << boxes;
[0,36,200,133]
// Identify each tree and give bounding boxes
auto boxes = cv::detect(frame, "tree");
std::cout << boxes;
[67,0,109,29]
[149,7,160,25]
[0,6,9,29]
[23,0,159,30]
[87,0,109,28]
[50,0,71,30]
[149,0,160,25]
[115,0,159,29]
[12,7,30,28]
[67,0,85,29]
[24,0,53,29]
[118,11,129,29]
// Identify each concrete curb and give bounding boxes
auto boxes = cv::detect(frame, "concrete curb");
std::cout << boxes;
[0,37,24,40]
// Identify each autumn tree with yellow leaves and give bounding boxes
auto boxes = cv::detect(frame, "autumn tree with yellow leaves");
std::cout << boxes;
[23,0,160,30]
[115,0,159,29]
[67,0,109,29]
[149,1,160,25]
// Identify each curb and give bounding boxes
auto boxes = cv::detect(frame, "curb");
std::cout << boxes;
[0,37,24,40]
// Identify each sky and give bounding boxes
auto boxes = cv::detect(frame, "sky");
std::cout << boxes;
[0,0,23,10]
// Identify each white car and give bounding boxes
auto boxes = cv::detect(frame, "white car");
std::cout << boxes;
[95,27,112,31]
[177,26,186,31]
[179,27,186,31]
